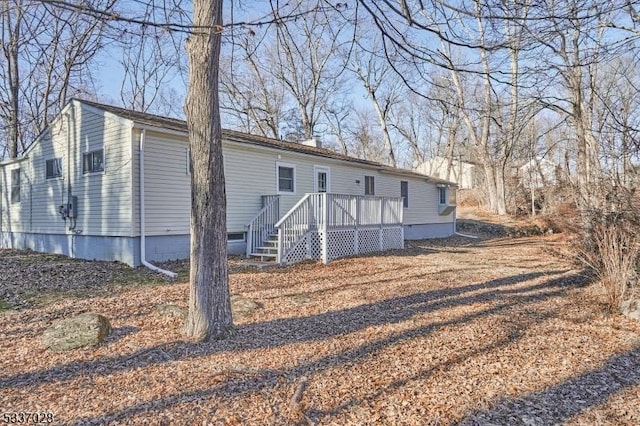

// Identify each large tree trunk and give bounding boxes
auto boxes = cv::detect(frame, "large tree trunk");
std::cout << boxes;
[184,0,232,341]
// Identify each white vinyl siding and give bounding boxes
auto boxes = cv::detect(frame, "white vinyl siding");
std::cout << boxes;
[142,131,191,235]
[0,102,135,236]
[71,106,133,235]
[224,145,275,233]
[222,141,454,227]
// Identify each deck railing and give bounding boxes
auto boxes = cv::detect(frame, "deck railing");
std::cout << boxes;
[275,193,404,264]
[245,195,280,257]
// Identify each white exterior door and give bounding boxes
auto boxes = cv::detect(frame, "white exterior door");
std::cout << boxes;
[314,166,331,193]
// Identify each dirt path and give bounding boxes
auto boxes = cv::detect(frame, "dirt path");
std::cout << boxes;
[1,235,639,425]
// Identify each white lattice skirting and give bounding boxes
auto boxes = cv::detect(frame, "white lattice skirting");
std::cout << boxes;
[282,226,404,264]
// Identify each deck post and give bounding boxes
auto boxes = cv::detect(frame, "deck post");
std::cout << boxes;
[246,224,253,258]
[276,228,282,263]
[321,193,328,264]
[379,198,384,251]
[354,196,360,255]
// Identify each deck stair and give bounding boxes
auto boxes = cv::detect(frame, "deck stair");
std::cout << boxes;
[250,232,279,261]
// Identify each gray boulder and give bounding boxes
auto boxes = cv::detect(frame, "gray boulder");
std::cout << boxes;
[41,312,111,351]
[155,303,188,320]
[621,298,640,321]
[231,295,262,317]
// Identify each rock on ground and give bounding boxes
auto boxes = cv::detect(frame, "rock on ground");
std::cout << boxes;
[155,303,188,320]
[621,299,640,321]
[231,295,262,317]
[41,312,111,351]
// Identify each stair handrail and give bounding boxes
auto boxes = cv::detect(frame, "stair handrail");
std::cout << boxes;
[275,193,322,263]
[274,193,313,228]
[246,195,280,257]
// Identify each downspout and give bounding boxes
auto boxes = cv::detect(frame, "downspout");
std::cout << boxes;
[139,129,177,278]
[65,106,74,257]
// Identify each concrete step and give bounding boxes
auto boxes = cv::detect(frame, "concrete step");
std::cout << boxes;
[256,246,278,252]
[250,252,277,258]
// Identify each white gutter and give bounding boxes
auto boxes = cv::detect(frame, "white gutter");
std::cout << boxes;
[455,231,479,239]
[453,209,477,239]
[139,129,177,278]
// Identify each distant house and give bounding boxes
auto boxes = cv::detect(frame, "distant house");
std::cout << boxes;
[0,99,457,267]
[519,158,559,189]
[417,156,479,189]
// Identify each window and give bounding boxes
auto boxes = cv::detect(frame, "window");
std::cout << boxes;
[227,232,246,241]
[277,162,295,193]
[83,149,104,174]
[437,185,456,216]
[365,175,375,195]
[46,158,63,179]
[438,186,448,205]
[10,169,20,204]
[317,171,327,192]
[400,181,409,208]
[314,165,330,193]
[186,148,191,175]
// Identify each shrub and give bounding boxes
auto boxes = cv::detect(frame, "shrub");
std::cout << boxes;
[577,186,640,310]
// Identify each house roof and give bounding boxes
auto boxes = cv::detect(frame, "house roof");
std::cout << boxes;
[69,98,454,185]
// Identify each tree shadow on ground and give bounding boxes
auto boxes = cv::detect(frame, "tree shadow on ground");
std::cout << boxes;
[260,265,492,301]
[67,271,592,424]
[0,269,581,392]
[104,325,140,344]
[455,345,640,425]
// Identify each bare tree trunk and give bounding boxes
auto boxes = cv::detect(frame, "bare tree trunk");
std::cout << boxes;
[2,0,22,159]
[184,0,232,341]
[369,90,397,167]
[353,66,398,167]
[443,126,457,182]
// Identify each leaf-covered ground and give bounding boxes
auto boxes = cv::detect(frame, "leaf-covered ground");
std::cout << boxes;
[1,233,640,425]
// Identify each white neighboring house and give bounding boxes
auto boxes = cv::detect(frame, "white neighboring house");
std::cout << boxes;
[0,99,457,267]
[417,156,478,189]
[519,158,559,189]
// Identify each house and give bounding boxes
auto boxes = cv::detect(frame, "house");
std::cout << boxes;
[0,99,457,268]
[416,156,479,189]
[519,158,559,189]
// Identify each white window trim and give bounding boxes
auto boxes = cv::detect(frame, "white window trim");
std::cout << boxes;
[45,157,63,180]
[313,165,331,193]
[82,148,106,176]
[276,161,296,195]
